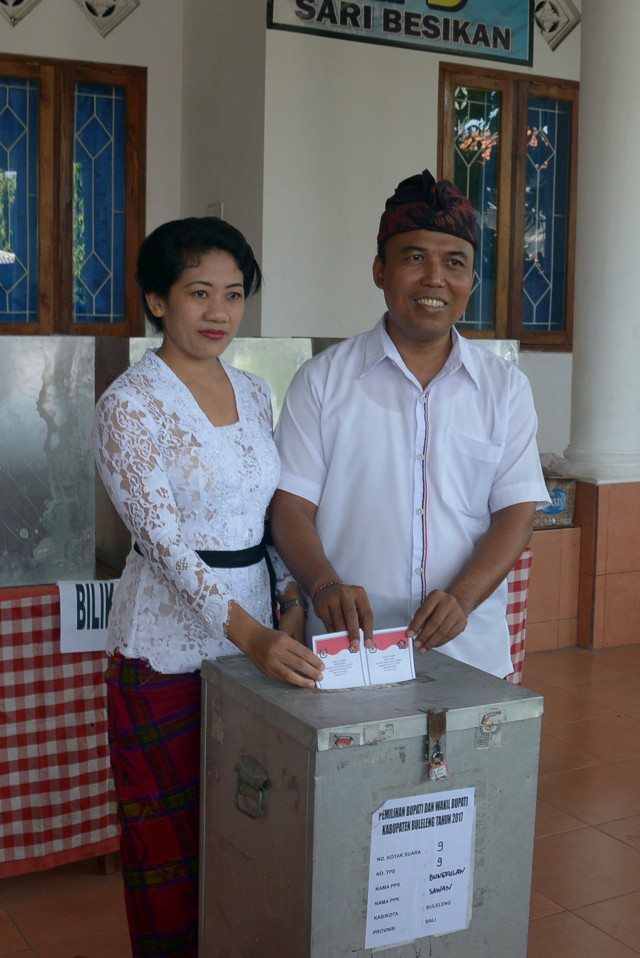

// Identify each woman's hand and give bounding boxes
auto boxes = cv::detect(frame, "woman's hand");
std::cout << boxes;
[227,601,324,688]
[278,605,306,644]
[245,625,325,688]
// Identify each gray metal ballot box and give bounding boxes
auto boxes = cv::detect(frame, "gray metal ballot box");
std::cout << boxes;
[199,650,543,958]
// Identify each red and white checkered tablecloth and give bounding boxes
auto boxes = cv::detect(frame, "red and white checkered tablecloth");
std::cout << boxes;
[506,547,534,685]
[0,587,119,878]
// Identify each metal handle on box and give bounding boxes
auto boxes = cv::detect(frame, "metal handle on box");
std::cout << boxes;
[234,755,271,819]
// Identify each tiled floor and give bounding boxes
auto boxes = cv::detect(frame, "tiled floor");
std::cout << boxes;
[1,644,640,957]
[525,643,640,958]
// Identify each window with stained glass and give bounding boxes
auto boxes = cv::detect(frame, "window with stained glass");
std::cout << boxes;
[440,64,578,349]
[452,85,500,333]
[0,54,146,336]
[73,82,127,325]
[0,76,39,325]
[523,95,572,335]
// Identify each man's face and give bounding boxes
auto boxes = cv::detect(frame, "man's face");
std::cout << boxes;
[372,229,474,349]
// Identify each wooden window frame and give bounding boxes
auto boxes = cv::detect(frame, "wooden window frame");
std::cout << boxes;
[439,62,578,350]
[0,53,146,337]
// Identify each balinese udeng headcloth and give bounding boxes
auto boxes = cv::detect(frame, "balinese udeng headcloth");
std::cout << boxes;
[377,168,478,250]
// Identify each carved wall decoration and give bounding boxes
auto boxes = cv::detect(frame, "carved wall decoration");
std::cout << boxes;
[0,0,44,28]
[534,0,581,50]
[72,0,140,37]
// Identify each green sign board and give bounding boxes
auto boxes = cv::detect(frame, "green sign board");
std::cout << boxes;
[268,0,534,65]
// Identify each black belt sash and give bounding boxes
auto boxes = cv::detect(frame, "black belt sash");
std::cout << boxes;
[133,537,278,628]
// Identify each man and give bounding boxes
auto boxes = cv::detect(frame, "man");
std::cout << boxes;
[271,168,549,677]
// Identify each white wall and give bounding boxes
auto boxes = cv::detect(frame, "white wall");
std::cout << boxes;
[181,0,267,335]
[0,0,184,232]
[519,351,573,456]
[262,32,441,339]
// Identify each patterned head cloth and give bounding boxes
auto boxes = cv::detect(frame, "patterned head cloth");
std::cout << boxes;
[377,168,478,250]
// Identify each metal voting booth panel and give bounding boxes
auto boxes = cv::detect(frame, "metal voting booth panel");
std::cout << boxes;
[199,650,543,958]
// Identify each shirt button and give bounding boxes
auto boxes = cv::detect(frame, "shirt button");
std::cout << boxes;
[416,453,424,462]
[415,567,422,576]
[415,508,424,516]
[419,395,427,405]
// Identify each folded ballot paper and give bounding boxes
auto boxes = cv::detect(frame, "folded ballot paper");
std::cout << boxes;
[312,627,416,690]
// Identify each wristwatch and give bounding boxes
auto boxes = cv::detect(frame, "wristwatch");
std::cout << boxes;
[279,597,308,617]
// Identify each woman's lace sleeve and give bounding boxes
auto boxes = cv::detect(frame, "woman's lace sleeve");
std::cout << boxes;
[93,391,230,635]
[268,545,297,597]
[250,372,298,598]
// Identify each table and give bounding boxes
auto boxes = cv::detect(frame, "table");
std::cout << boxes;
[0,585,119,878]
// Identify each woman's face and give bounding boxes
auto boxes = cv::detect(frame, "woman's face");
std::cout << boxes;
[147,249,246,365]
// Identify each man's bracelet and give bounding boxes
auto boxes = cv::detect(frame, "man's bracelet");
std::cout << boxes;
[312,580,344,603]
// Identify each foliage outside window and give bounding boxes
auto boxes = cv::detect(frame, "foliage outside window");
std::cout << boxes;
[0,54,146,336]
[439,63,578,350]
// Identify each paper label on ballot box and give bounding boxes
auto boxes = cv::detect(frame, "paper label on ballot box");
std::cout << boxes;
[366,787,475,949]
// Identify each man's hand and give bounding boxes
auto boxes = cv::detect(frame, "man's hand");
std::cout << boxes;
[408,502,536,655]
[312,582,374,648]
[407,590,469,653]
[269,491,377,647]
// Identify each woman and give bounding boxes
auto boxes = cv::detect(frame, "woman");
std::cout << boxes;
[93,217,323,958]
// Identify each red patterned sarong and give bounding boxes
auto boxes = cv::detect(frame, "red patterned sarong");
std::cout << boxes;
[105,654,201,958]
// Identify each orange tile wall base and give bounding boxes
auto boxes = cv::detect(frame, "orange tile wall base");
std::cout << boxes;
[527,526,581,654]
[573,479,640,650]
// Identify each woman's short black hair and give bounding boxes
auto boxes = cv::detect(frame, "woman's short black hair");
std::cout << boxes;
[136,216,263,331]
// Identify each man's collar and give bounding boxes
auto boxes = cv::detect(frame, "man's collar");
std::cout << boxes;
[362,317,481,389]
[445,328,481,389]
[361,317,393,377]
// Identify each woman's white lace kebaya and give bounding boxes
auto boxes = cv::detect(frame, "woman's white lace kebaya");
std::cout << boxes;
[93,350,294,673]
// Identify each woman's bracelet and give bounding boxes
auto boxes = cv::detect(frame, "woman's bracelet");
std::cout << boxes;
[312,579,344,603]
[279,596,308,616]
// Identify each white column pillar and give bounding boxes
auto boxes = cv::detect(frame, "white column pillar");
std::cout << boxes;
[563,0,640,479]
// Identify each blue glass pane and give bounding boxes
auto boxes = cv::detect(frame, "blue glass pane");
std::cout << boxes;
[453,85,499,332]
[73,82,126,325]
[523,96,572,332]
[0,77,39,324]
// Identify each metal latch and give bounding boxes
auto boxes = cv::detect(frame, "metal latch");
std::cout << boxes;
[234,755,271,819]
[427,707,449,781]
